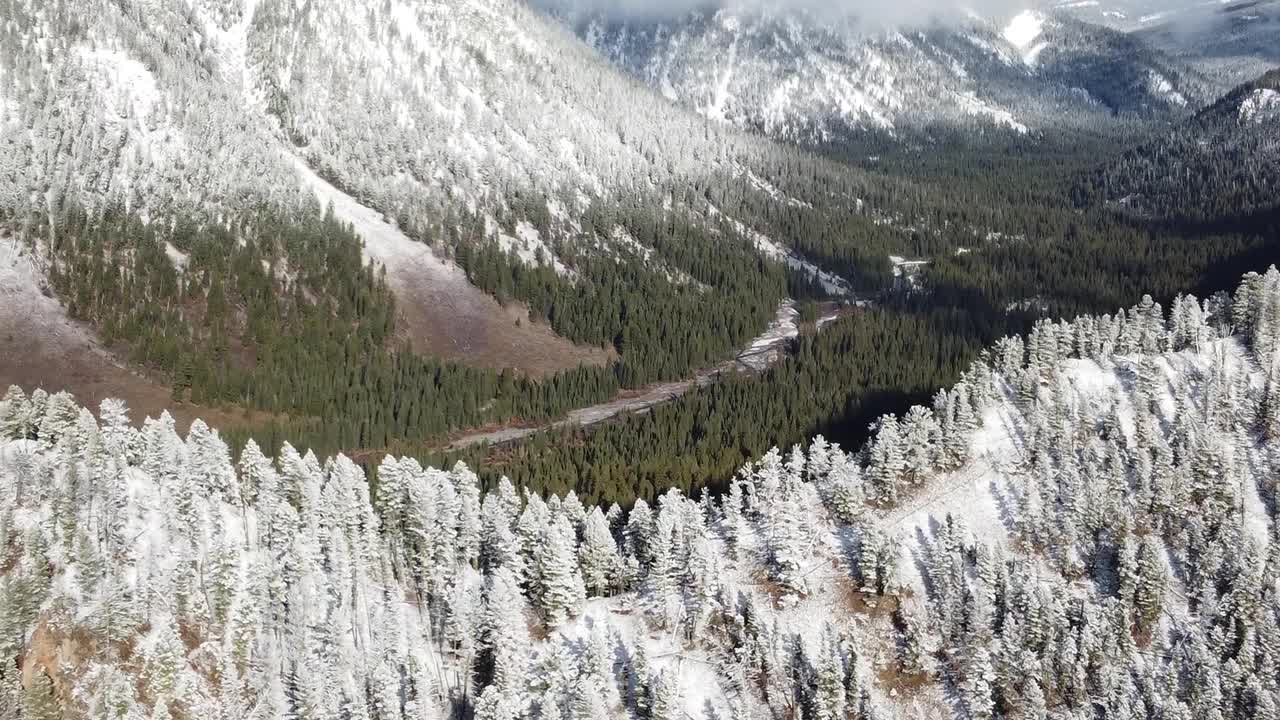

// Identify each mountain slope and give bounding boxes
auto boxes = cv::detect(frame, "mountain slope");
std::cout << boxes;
[2,267,1278,719]
[1079,67,1280,224]
[1131,0,1280,86]
[563,6,1211,146]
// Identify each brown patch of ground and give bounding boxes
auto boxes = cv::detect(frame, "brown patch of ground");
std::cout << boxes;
[20,621,88,701]
[876,664,934,697]
[0,242,259,433]
[393,292,614,378]
[289,154,613,377]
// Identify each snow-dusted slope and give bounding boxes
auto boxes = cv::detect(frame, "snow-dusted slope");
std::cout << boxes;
[0,0,303,218]
[3,268,1278,718]
[7,0,861,378]
[1239,87,1280,124]
[568,5,1209,144]
[289,156,608,371]
[0,239,244,430]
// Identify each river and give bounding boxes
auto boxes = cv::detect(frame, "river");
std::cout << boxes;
[445,300,850,450]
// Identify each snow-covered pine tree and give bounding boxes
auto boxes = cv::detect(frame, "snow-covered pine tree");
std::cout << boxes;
[812,626,846,720]
[649,669,681,720]
[536,514,586,626]
[482,567,531,702]
[866,416,904,506]
[579,506,621,596]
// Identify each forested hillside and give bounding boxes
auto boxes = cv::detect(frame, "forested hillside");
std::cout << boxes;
[1077,68,1280,225]
[3,267,1279,719]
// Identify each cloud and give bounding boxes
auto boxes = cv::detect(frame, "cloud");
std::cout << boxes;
[532,0,1035,28]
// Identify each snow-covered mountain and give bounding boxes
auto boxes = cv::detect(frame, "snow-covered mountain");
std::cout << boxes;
[0,0,904,270]
[561,5,1212,144]
[1059,0,1280,88]
[3,264,1278,719]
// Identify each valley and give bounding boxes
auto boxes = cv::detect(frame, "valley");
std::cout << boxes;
[4,266,1279,720]
[0,1,1278,718]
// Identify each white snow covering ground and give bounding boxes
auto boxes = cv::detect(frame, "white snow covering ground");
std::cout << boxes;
[289,154,583,362]
[1239,88,1280,124]
[710,205,855,297]
[736,300,800,371]
[291,153,470,292]
[75,47,162,120]
[1002,10,1047,66]
[496,220,572,276]
[1147,71,1189,107]
[881,339,1273,603]
[953,90,1030,133]
[163,242,189,273]
[889,255,930,286]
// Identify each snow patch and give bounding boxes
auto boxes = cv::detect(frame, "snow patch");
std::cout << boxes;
[889,255,929,286]
[163,242,189,273]
[953,91,1029,133]
[713,209,854,297]
[496,221,571,276]
[738,301,800,371]
[1239,88,1280,125]
[1003,11,1044,51]
[75,47,161,119]
[1147,71,1188,107]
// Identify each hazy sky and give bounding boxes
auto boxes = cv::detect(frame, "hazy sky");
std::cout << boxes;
[533,0,1036,27]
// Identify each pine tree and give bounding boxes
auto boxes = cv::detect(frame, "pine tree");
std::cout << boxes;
[825,458,864,525]
[624,499,655,568]
[473,685,521,720]
[22,669,62,720]
[0,385,32,439]
[765,493,807,596]
[629,642,652,718]
[867,417,904,506]
[1023,677,1049,720]
[649,670,681,720]
[579,507,621,596]
[483,567,530,699]
[895,604,930,677]
[451,462,483,567]
[1134,537,1168,636]
[536,515,586,626]
[98,398,134,460]
[965,647,996,720]
[812,628,846,720]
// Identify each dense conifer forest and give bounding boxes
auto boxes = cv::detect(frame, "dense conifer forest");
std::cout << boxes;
[438,305,997,506]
